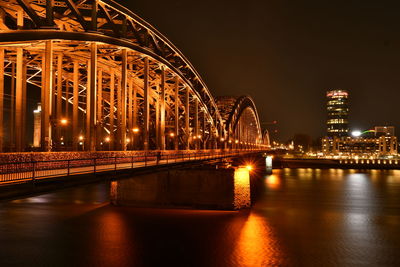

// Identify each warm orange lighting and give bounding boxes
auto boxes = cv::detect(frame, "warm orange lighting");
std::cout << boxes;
[105,136,110,142]
[246,165,253,171]
[193,136,197,139]
[197,135,202,139]
[60,118,68,125]
[79,135,84,141]
[169,132,175,137]
[220,138,225,142]
[234,167,251,209]
[232,213,285,266]
[235,140,239,144]
[132,128,139,133]
[126,138,130,143]
[266,175,281,190]
[229,140,232,143]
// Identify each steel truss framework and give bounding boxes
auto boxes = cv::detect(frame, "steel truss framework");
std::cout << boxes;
[0,0,267,152]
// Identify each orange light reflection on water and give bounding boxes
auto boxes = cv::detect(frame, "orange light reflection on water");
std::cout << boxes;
[266,174,281,190]
[89,210,138,266]
[232,213,286,266]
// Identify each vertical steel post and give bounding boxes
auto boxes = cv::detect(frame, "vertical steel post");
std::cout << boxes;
[41,40,53,151]
[15,47,23,151]
[143,57,149,150]
[22,62,27,150]
[160,67,166,150]
[46,0,54,26]
[202,110,206,149]
[128,77,133,150]
[185,87,190,150]
[56,54,63,146]
[87,42,97,151]
[10,63,15,150]
[91,0,97,31]
[120,49,127,150]
[194,98,199,150]
[174,77,179,150]
[155,85,160,149]
[132,79,138,149]
[109,69,115,150]
[72,61,79,151]
[0,49,3,152]
[97,69,103,149]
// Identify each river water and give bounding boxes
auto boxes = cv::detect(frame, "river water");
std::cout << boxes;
[1,168,400,266]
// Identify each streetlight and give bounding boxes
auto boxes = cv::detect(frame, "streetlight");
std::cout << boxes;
[132,127,139,133]
[60,118,68,125]
[351,130,362,137]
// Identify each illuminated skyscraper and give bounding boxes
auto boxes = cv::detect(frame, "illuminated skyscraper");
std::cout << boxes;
[326,89,349,137]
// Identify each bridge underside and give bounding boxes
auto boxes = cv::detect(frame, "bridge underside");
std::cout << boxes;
[0,0,267,152]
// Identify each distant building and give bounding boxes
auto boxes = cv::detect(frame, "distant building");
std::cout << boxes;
[374,126,395,137]
[326,89,349,137]
[322,134,398,157]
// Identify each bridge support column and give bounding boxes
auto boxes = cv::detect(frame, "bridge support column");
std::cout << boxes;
[194,98,199,150]
[109,69,115,150]
[185,87,190,150]
[15,47,24,152]
[56,54,63,149]
[143,57,150,151]
[97,69,103,150]
[0,48,3,152]
[72,61,79,151]
[41,40,53,151]
[119,49,127,151]
[86,42,97,151]
[201,110,206,149]
[9,63,15,150]
[128,78,133,150]
[132,79,138,150]
[155,89,160,149]
[174,77,179,150]
[159,67,166,150]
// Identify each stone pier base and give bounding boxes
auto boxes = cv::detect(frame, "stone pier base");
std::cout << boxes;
[110,166,251,210]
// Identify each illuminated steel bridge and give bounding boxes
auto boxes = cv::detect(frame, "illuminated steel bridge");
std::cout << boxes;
[0,0,269,152]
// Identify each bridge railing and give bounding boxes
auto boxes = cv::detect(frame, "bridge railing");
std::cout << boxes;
[0,150,263,185]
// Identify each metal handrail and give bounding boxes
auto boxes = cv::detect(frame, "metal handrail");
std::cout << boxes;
[0,150,264,184]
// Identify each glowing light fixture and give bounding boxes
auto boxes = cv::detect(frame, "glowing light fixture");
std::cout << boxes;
[351,130,362,137]
[60,118,68,125]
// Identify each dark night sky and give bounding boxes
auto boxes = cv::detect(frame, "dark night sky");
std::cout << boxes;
[124,0,400,141]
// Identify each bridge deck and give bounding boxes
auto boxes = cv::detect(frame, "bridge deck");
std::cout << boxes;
[0,150,263,186]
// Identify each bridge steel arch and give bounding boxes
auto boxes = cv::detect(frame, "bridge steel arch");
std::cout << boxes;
[0,0,265,152]
[215,96,263,150]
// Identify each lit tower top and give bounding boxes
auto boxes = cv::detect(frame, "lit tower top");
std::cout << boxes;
[326,89,349,137]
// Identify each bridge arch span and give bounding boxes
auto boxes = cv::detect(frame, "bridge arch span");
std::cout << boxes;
[215,96,263,149]
[0,0,266,152]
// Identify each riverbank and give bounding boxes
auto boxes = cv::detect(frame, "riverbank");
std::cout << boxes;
[275,158,400,169]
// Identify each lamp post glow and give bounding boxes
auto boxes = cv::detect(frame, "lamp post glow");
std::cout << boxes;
[60,118,68,125]
[351,130,362,137]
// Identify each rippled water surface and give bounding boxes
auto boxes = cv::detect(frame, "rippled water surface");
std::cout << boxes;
[1,169,400,266]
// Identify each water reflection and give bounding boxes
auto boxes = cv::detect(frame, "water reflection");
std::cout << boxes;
[232,213,286,266]
[266,174,281,190]
[1,169,400,266]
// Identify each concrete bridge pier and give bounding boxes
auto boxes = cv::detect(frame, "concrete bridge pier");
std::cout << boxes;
[110,165,252,210]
